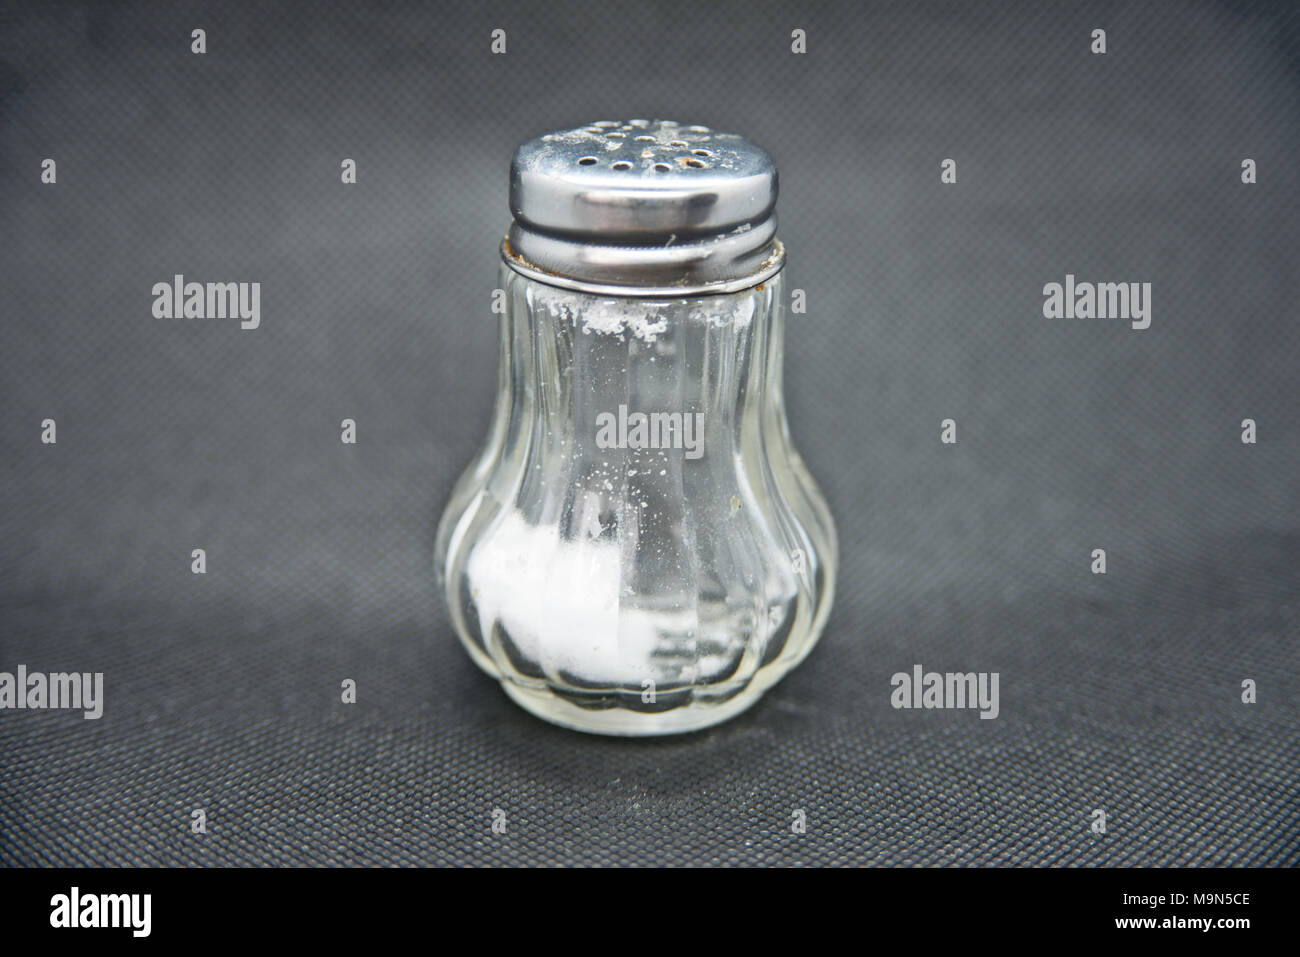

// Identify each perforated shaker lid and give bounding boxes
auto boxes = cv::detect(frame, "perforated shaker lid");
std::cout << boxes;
[503,120,784,296]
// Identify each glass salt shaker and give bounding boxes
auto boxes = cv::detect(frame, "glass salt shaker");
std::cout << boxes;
[436,119,837,735]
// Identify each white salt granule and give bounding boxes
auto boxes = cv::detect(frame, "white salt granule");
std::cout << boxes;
[465,507,764,686]
[466,509,660,683]
[530,286,753,344]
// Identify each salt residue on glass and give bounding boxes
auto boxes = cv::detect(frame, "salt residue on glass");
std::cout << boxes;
[531,285,755,344]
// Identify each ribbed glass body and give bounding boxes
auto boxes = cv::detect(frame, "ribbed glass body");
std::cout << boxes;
[436,264,836,734]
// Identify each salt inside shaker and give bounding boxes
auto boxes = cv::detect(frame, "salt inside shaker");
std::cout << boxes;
[436,119,837,735]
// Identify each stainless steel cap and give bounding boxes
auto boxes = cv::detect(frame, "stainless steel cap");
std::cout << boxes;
[504,120,784,296]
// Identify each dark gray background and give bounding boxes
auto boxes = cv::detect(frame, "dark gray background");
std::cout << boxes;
[1,0,1296,866]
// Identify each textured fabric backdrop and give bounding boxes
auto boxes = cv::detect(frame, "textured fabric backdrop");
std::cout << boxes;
[1,0,1297,866]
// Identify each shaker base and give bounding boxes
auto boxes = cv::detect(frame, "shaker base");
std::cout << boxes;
[499,678,777,737]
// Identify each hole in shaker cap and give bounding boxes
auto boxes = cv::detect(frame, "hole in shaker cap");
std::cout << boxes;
[605,131,625,139]
[611,161,632,170]
[684,158,706,168]
[578,156,597,165]
[653,163,670,172]
[692,149,712,157]
[669,140,687,147]
[634,135,655,142]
